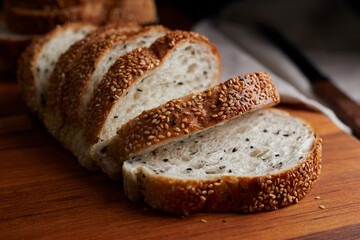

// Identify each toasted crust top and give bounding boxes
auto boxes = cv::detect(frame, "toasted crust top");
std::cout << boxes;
[114,72,280,161]
[84,30,221,145]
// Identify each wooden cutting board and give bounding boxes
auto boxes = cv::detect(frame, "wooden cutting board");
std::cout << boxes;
[1,80,360,240]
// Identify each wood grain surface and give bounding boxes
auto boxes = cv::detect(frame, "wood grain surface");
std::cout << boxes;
[1,79,360,240]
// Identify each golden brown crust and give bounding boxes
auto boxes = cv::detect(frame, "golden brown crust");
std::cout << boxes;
[113,72,280,162]
[84,30,221,145]
[125,117,322,215]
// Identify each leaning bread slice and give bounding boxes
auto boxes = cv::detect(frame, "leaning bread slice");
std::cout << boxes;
[17,22,96,116]
[81,30,221,177]
[123,108,322,215]
[100,72,280,179]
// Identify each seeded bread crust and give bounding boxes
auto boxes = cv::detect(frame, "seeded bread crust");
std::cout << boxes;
[123,110,322,215]
[59,25,169,154]
[44,24,140,140]
[17,22,95,116]
[103,72,280,168]
[84,30,221,146]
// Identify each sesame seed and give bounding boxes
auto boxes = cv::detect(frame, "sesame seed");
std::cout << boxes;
[173,119,177,125]
[186,168,192,172]
[200,219,207,223]
[319,205,325,210]
[275,154,280,157]
[219,166,226,170]
[315,196,320,199]
[163,159,168,162]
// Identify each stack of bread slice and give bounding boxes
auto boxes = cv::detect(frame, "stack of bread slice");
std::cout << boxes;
[4,0,158,34]
[0,0,157,74]
[17,23,322,215]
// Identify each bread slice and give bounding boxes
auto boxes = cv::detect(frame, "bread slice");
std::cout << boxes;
[17,22,96,116]
[100,72,280,179]
[0,20,33,73]
[123,108,322,215]
[79,30,221,177]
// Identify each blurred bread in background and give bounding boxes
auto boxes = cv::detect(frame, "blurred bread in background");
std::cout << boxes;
[0,0,158,75]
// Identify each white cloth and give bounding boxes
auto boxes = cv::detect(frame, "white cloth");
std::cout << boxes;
[192,0,360,134]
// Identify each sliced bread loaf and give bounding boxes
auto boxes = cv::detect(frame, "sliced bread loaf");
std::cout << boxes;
[123,108,322,215]
[100,72,280,179]
[43,24,141,139]
[80,30,221,177]
[57,26,169,167]
[17,22,96,116]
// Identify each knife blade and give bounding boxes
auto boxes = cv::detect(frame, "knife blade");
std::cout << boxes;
[259,23,360,139]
